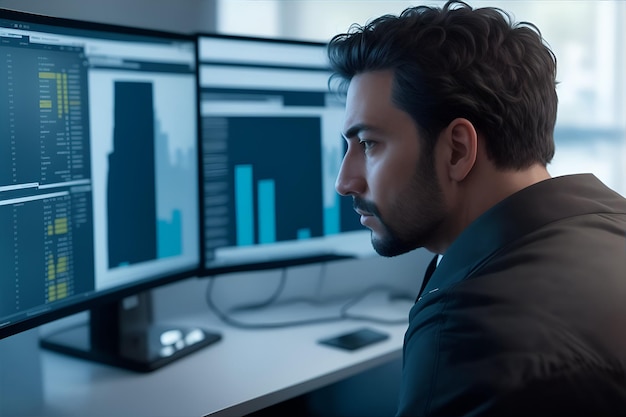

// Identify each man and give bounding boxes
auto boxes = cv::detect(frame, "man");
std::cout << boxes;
[328,1,626,416]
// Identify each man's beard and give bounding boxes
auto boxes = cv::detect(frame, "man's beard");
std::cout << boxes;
[353,153,445,257]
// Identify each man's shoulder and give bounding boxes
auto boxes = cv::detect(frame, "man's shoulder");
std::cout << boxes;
[402,266,626,416]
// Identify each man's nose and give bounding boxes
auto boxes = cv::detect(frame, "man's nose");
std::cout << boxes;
[335,152,365,196]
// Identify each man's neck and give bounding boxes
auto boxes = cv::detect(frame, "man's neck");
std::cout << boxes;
[429,163,552,255]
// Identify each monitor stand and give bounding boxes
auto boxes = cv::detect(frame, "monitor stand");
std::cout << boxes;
[40,291,221,372]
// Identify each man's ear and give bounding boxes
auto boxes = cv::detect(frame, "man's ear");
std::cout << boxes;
[440,118,478,182]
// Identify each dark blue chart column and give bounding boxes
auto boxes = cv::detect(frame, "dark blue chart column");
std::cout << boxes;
[107,81,157,267]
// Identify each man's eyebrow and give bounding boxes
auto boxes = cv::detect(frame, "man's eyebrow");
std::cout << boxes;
[343,123,379,139]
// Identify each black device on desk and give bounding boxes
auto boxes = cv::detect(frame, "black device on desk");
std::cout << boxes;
[0,8,218,371]
[319,328,390,351]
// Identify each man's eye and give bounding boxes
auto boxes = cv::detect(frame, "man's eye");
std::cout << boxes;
[359,139,375,151]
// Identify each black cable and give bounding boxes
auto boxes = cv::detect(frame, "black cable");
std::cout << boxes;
[203,267,414,329]
[228,267,288,312]
[204,273,342,329]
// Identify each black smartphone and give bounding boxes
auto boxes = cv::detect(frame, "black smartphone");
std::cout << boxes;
[318,327,389,351]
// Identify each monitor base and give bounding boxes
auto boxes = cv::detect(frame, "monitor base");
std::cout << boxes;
[40,322,221,372]
[40,291,221,372]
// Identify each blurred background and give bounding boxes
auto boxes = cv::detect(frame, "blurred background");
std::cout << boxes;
[1,0,623,194]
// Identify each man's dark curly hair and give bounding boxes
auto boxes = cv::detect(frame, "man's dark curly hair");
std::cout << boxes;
[327,0,557,169]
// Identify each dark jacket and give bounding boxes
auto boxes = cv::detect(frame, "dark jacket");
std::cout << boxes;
[397,174,626,417]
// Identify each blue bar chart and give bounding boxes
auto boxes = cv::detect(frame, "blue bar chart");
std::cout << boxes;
[226,116,324,246]
[202,114,363,260]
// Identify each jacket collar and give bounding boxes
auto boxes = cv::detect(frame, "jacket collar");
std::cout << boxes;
[419,174,626,300]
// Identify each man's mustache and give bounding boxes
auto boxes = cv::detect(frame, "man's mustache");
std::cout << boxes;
[353,197,381,218]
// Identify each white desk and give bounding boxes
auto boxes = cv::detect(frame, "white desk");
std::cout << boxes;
[37,296,413,417]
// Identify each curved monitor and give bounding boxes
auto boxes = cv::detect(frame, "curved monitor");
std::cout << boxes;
[197,34,373,275]
[0,9,217,370]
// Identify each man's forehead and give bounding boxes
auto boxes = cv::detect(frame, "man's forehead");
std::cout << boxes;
[346,70,394,99]
[342,71,397,135]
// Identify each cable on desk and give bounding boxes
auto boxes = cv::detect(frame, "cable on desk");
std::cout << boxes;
[340,284,413,325]
[203,266,413,329]
[227,267,288,312]
[204,272,342,329]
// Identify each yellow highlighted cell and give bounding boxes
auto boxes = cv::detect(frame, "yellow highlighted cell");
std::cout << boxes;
[57,282,68,299]
[39,72,56,79]
[54,217,68,235]
[57,256,68,274]
[47,259,55,280]
[48,285,56,302]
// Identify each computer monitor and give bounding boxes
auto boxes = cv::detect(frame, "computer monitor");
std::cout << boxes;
[0,9,219,371]
[197,34,373,275]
